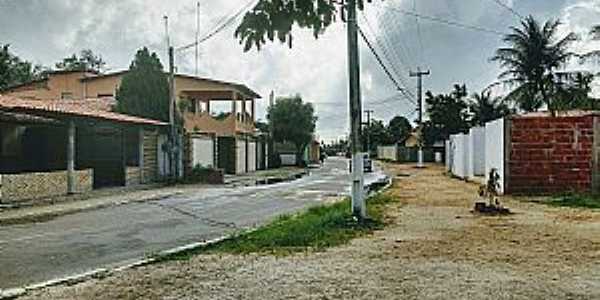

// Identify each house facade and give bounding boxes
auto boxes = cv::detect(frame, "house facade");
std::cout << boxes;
[0,95,168,203]
[3,70,265,175]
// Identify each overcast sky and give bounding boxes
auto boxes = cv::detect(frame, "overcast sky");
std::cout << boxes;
[1,0,599,141]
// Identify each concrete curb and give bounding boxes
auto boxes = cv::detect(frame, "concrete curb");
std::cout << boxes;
[0,192,183,227]
[0,235,230,300]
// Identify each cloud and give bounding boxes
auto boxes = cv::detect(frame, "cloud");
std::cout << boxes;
[1,0,598,141]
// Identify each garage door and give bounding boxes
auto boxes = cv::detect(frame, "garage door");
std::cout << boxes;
[236,139,246,174]
[192,136,214,168]
[247,141,256,172]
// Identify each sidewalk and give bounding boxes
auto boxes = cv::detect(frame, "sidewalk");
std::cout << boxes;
[0,185,196,226]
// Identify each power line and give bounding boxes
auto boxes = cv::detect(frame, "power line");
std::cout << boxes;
[489,0,524,19]
[413,0,426,65]
[384,6,506,36]
[360,11,416,94]
[358,26,417,105]
[177,0,257,51]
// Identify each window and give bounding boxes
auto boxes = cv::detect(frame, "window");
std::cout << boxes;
[97,93,114,98]
[61,92,73,100]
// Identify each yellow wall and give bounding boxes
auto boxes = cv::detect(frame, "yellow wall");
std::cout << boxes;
[4,71,96,100]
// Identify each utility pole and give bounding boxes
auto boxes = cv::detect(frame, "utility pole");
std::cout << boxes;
[347,0,366,219]
[364,110,374,154]
[168,46,179,179]
[409,67,430,168]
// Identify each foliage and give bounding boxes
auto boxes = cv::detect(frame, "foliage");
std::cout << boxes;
[185,165,222,184]
[157,193,394,259]
[235,0,374,51]
[553,72,600,110]
[360,119,387,153]
[268,95,317,163]
[55,49,106,72]
[0,44,44,90]
[547,193,600,209]
[386,115,412,143]
[422,84,471,145]
[491,16,578,115]
[469,91,512,127]
[115,47,170,122]
[255,120,270,133]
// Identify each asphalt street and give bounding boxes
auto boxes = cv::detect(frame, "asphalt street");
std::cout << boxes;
[0,157,387,289]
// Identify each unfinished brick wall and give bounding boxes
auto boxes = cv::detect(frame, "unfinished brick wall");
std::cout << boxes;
[508,116,594,194]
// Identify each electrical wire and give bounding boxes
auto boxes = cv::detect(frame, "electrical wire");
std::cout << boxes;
[358,26,418,106]
[383,6,506,36]
[413,0,426,66]
[176,0,257,51]
[360,11,416,94]
[489,0,524,19]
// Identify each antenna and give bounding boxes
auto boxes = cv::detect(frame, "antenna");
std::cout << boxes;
[195,2,200,75]
[164,15,170,54]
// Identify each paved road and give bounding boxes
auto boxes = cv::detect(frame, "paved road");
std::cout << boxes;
[0,157,387,289]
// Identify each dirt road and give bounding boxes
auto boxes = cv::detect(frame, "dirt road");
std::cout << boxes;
[21,164,600,300]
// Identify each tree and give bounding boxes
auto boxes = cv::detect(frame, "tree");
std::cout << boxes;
[115,48,169,122]
[0,44,43,90]
[361,119,388,153]
[491,16,577,116]
[469,91,512,126]
[55,49,105,72]
[386,115,412,143]
[235,0,374,51]
[422,84,471,145]
[268,95,317,164]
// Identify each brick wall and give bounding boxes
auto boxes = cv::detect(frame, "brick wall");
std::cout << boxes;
[0,169,93,203]
[508,116,594,194]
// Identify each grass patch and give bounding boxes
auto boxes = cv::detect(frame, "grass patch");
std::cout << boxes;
[157,193,395,261]
[547,193,600,209]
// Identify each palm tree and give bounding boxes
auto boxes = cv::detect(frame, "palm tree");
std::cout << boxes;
[470,91,512,126]
[492,16,577,116]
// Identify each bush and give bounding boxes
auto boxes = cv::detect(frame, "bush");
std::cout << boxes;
[186,165,224,184]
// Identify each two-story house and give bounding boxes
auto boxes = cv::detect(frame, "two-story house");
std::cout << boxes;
[3,70,264,175]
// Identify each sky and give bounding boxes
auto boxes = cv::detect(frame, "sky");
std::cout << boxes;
[1,0,599,142]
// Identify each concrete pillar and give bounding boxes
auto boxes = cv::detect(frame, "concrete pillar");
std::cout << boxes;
[241,98,247,123]
[206,100,211,115]
[139,127,145,184]
[67,120,76,194]
[250,99,255,123]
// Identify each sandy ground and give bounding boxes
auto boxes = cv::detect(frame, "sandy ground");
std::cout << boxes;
[21,164,600,300]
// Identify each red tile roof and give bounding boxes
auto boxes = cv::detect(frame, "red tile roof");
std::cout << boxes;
[0,95,168,126]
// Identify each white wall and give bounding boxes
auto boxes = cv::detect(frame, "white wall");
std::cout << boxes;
[485,118,505,194]
[236,139,247,174]
[470,127,486,177]
[377,145,397,161]
[280,154,297,166]
[248,141,257,172]
[450,134,471,179]
[191,135,214,168]
[445,140,451,171]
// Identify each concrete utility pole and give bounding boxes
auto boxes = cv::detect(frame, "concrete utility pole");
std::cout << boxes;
[409,67,430,168]
[364,110,374,154]
[347,0,366,219]
[168,46,179,179]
